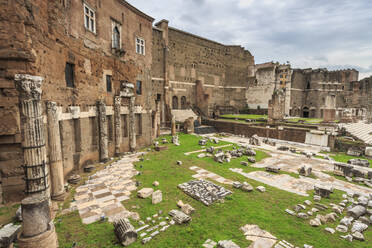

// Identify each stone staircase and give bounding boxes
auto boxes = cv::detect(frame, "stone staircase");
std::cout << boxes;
[194,125,217,134]
[171,109,198,123]
[339,123,372,145]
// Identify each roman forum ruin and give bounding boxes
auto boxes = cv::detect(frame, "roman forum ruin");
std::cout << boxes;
[0,1,371,247]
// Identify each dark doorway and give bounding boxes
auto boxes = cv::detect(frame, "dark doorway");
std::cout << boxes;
[303,107,309,118]
[181,96,187,109]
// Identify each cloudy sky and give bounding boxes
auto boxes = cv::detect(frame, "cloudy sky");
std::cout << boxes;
[128,0,372,80]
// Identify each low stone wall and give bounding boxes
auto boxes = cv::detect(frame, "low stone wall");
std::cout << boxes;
[206,120,307,144]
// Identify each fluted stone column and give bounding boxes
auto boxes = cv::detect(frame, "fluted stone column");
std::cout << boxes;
[97,100,109,162]
[46,102,65,201]
[15,74,50,196]
[114,96,122,156]
[129,96,136,151]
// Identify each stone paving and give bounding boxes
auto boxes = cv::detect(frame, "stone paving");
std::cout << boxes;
[71,154,142,224]
[189,166,234,185]
[240,224,278,248]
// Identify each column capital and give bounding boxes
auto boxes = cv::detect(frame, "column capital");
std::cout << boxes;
[46,101,58,113]
[15,74,44,101]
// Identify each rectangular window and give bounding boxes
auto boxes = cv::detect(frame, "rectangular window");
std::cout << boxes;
[136,37,145,55]
[106,75,112,92]
[136,114,142,136]
[136,80,142,95]
[65,63,74,88]
[84,3,96,33]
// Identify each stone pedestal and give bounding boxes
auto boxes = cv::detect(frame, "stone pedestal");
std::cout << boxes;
[129,97,136,152]
[114,96,122,156]
[171,115,176,136]
[97,100,109,162]
[15,74,50,196]
[46,102,65,201]
[17,194,57,248]
[323,109,336,122]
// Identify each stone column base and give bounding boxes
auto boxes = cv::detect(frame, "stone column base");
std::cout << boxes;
[51,192,66,202]
[18,223,58,248]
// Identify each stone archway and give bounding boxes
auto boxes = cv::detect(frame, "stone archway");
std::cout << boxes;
[172,96,179,109]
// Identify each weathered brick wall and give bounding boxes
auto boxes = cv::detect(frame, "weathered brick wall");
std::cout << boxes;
[152,23,255,117]
[207,120,307,143]
[0,0,155,202]
[290,68,362,119]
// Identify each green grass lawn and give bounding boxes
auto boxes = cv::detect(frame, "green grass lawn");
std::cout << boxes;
[0,204,20,226]
[286,118,324,124]
[219,114,267,120]
[55,134,371,248]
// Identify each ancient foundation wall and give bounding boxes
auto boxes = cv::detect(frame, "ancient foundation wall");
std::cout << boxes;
[207,120,307,143]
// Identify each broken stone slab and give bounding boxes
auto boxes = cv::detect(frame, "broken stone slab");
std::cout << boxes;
[348,158,370,167]
[181,204,195,215]
[241,182,253,192]
[304,200,312,206]
[142,237,152,244]
[256,186,266,192]
[285,209,295,216]
[325,227,335,234]
[351,221,368,233]
[313,195,321,202]
[199,139,207,146]
[198,153,207,158]
[249,134,261,146]
[248,157,256,163]
[68,174,81,184]
[347,205,366,219]
[357,196,369,206]
[233,181,242,189]
[335,225,348,233]
[340,216,354,226]
[0,223,21,248]
[340,234,353,242]
[316,214,327,224]
[203,239,217,248]
[217,240,240,248]
[352,231,365,241]
[358,216,371,225]
[314,203,328,210]
[314,184,332,198]
[152,190,162,204]
[324,213,337,222]
[113,218,137,247]
[266,165,280,173]
[137,188,154,198]
[297,213,308,219]
[309,218,321,227]
[298,165,312,177]
[168,209,191,224]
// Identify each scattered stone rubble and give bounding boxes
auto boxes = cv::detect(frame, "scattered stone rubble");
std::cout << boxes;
[169,209,191,224]
[137,188,154,198]
[152,190,162,204]
[178,180,232,206]
[314,184,333,198]
[348,159,370,168]
[298,165,312,177]
[217,240,240,248]
[286,189,371,243]
[177,200,195,215]
[249,134,261,146]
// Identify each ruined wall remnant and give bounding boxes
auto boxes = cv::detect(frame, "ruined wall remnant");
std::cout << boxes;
[152,21,255,119]
[268,89,286,123]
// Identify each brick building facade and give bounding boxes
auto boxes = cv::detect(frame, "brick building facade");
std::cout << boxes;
[0,0,158,202]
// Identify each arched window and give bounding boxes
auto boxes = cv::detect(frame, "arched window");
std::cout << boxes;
[172,96,178,109]
[113,26,120,49]
[181,96,187,109]
[303,107,309,118]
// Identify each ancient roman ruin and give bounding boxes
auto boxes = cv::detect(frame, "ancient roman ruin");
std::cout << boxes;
[0,0,372,247]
